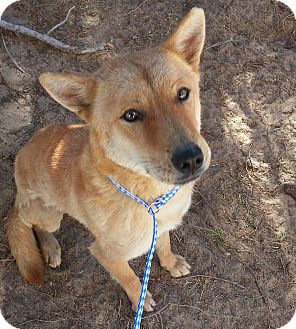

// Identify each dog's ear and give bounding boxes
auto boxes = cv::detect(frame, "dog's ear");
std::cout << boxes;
[39,73,98,121]
[163,8,205,71]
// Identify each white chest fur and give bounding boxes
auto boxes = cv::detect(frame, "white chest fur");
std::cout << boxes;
[82,184,194,261]
[120,186,193,260]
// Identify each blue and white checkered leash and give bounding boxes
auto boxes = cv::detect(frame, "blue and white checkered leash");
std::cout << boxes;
[108,176,180,329]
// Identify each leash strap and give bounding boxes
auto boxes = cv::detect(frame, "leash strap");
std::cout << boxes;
[108,176,180,329]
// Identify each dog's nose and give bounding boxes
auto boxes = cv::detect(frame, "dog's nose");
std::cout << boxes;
[171,142,204,175]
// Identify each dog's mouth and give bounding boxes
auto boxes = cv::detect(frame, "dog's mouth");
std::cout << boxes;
[146,165,208,186]
[172,164,211,185]
[173,172,202,185]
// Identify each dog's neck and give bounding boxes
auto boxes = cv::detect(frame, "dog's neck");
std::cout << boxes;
[81,126,175,201]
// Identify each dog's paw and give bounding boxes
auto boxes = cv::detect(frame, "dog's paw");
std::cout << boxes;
[160,254,191,278]
[39,234,61,268]
[132,290,156,313]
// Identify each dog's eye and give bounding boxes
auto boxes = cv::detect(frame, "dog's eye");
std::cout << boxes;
[122,109,142,122]
[177,87,191,102]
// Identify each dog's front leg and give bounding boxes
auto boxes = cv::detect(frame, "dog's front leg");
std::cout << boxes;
[89,241,156,312]
[156,231,191,277]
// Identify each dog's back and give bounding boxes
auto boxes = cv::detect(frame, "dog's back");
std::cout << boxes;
[15,124,87,204]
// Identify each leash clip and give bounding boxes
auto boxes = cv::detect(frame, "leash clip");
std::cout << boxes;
[148,202,159,214]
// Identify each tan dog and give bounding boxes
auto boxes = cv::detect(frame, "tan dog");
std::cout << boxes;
[7,8,211,311]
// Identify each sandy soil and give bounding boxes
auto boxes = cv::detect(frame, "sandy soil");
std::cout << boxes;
[0,0,295,328]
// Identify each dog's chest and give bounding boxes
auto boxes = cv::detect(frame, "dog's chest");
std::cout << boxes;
[117,187,193,260]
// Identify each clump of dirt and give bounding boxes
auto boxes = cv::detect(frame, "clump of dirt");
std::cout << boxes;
[0,1,295,328]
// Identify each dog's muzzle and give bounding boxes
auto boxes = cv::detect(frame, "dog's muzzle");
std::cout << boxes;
[171,142,204,178]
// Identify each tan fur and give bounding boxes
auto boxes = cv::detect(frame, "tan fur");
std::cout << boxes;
[7,207,44,283]
[7,8,211,311]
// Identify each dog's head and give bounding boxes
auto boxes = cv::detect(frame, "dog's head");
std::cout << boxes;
[39,8,211,185]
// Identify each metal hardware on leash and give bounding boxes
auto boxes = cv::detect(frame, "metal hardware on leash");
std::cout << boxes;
[148,202,159,214]
[108,176,180,329]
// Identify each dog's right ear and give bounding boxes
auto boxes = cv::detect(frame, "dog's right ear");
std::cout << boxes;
[163,8,205,72]
[39,73,98,121]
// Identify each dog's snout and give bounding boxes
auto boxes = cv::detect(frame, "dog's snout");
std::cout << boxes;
[171,143,204,175]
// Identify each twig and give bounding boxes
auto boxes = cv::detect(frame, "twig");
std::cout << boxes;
[195,189,219,220]
[0,20,107,54]
[142,302,237,320]
[247,268,268,306]
[0,256,14,264]
[19,318,67,326]
[158,313,164,329]
[142,303,171,320]
[1,33,31,75]
[205,39,233,51]
[175,273,246,290]
[47,6,75,35]
[170,303,237,319]
[127,0,149,15]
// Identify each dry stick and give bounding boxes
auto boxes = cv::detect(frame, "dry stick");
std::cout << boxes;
[170,303,237,319]
[1,33,31,75]
[127,0,149,15]
[0,20,107,54]
[0,256,14,264]
[205,39,233,51]
[248,268,268,306]
[195,189,219,220]
[47,5,75,35]
[158,313,164,329]
[142,303,171,320]
[176,273,246,290]
[142,302,237,320]
[19,318,67,326]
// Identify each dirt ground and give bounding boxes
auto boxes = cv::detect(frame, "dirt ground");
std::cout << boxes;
[0,0,295,328]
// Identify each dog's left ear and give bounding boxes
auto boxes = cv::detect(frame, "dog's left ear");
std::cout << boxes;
[163,8,205,71]
[39,72,98,122]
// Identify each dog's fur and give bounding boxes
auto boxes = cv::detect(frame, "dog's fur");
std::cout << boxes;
[7,8,211,311]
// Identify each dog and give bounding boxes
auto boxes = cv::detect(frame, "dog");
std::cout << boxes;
[7,7,211,312]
